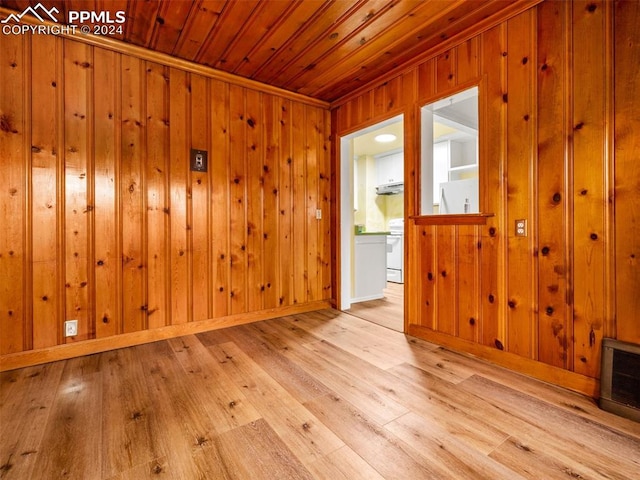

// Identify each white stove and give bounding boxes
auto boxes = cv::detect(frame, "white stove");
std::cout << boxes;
[386,218,404,283]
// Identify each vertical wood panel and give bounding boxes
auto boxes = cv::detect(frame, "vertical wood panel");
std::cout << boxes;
[614,0,640,344]
[278,99,294,307]
[169,68,189,324]
[246,88,264,312]
[536,0,570,368]
[457,225,479,342]
[190,73,210,322]
[436,226,456,336]
[120,54,146,333]
[456,36,480,85]
[320,108,332,299]
[417,59,436,102]
[145,61,169,330]
[210,79,230,318]
[291,101,307,305]
[436,49,456,93]
[31,33,60,348]
[572,0,608,377]
[0,32,26,354]
[479,24,507,350]
[505,10,536,358]
[418,226,436,330]
[306,105,320,302]
[93,47,119,339]
[262,94,280,310]
[229,85,247,314]
[64,41,92,342]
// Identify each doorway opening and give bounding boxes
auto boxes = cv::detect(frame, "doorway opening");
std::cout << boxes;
[339,114,404,332]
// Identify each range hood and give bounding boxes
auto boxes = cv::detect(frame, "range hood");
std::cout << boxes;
[376,181,404,195]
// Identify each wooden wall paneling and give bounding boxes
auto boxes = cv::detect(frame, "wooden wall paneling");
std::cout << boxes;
[435,225,457,336]
[372,81,386,118]
[479,24,507,350]
[30,34,60,348]
[228,85,248,314]
[120,54,146,333]
[92,47,120,339]
[457,225,480,343]
[169,67,190,324]
[262,94,280,310]
[436,49,456,93]
[357,90,373,125]
[63,40,93,343]
[291,101,307,305]
[418,226,436,330]
[385,76,403,113]
[245,88,264,312]
[614,0,640,344]
[278,98,294,307]
[320,108,332,300]
[0,32,27,354]
[209,79,230,318]
[305,105,320,302]
[456,37,480,85]
[504,10,536,359]
[571,0,609,378]
[145,61,170,330]
[190,73,211,322]
[536,0,570,369]
[417,59,436,103]
[402,69,418,220]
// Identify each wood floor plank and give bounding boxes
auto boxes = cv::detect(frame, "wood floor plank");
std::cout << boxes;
[283,311,408,369]
[167,335,262,433]
[219,323,333,403]
[385,412,526,480]
[306,445,385,480]
[489,435,621,480]
[0,362,65,480]
[459,375,640,476]
[347,282,404,332]
[206,341,345,466]
[104,456,170,480]
[235,322,409,425]
[136,341,233,479]
[100,348,166,479]
[304,393,446,479]
[216,419,314,480]
[437,347,640,438]
[29,356,104,480]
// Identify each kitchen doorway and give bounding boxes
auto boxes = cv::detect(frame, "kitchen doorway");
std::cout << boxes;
[339,115,404,332]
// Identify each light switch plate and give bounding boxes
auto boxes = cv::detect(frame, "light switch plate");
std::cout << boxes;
[190,149,208,172]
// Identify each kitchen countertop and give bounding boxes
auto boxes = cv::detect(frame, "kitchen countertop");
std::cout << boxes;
[355,231,390,236]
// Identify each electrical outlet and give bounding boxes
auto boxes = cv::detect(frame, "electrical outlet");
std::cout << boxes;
[316,209,322,220]
[64,320,78,337]
[515,219,527,237]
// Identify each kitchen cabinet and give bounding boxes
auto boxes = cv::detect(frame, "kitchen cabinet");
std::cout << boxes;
[353,234,387,303]
[376,151,403,185]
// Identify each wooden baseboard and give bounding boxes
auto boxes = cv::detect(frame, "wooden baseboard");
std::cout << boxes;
[0,301,331,372]
[407,324,600,398]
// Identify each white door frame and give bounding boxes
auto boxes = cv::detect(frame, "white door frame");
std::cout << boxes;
[338,114,403,311]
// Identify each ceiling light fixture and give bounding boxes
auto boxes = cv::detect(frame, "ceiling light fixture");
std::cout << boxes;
[374,133,396,143]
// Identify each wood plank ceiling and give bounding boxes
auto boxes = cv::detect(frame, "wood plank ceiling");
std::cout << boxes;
[0,0,538,102]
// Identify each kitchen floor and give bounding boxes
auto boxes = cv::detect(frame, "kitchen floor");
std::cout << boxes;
[346,282,404,331]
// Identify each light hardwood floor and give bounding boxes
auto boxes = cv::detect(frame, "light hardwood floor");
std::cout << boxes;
[1,309,639,479]
[347,282,404,332]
